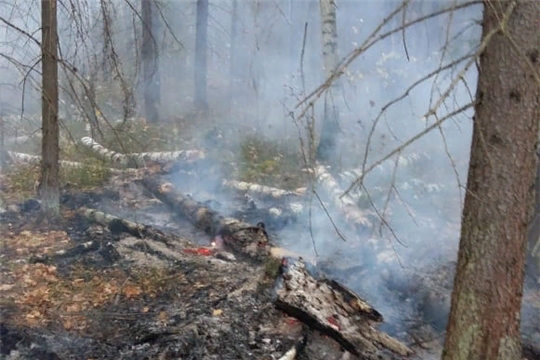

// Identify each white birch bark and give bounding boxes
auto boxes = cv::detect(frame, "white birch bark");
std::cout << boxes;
[316,164,371,227]
[80,137,205,168]
[6,151,124,174]
[222,179,305,200]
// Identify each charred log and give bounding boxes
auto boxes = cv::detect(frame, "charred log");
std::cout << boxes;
[79,208,175,245]
[274,257,413,359]
[141,176,272,261]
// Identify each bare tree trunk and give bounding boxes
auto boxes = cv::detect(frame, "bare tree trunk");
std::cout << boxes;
[194,0,209,112]
[317,0,340,162]
[40,0,60,218]
[442,1,540,359]
[228,0,238,111]
[141,0,160,123]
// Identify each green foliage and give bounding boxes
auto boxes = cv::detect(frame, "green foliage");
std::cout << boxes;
[263,256,282,280]
[60,162,111,189]
[5,159,110,200]
[238,135,304,190]
[4,164,40,198]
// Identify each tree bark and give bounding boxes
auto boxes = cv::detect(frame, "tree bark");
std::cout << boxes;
[141,0,160,123]
[194,0,209,111]
[40,0,60,218]
[442,1,540,359]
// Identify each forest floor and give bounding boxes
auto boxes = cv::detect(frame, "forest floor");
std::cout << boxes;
[1,116,539,360]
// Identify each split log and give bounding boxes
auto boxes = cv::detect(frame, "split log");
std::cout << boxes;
[316,164,372,227]
[274,257,413,359]
[80,137,205,168]
[142,176,272,261]
[222,179,306,200]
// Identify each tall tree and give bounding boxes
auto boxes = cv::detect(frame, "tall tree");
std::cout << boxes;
[228,0,239,110]
[442,1,540,359]
[194,0,209,111]
[317,0,340,162]
[40,0,60,218]
[141,0,160,123]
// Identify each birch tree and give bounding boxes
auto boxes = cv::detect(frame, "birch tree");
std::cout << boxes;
[317,0,340,162]
[442,1,540,359]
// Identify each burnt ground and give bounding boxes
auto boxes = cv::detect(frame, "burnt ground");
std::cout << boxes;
[0,209,309,360]
[0,170,539,360]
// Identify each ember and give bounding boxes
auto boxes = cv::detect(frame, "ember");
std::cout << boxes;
[182,247,214,256]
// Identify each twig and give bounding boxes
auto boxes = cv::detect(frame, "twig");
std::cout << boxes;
[295,0,481,116]
[313,189,347,242]
[342,101,475,198]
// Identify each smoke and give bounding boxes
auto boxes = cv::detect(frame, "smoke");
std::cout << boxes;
[0,0,495,342]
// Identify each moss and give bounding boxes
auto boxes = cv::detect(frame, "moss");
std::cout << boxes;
[263,256,282,279]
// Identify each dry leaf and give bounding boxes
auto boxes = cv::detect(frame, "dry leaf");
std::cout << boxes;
[212,309,223,317]
[0,284,14,291]
[123,285,142,299]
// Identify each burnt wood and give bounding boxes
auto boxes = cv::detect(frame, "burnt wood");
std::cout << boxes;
[274,257,413,359]
[142,176,271,261]
[80,208,174,245]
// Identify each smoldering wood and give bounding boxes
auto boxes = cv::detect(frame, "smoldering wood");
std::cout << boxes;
[79,208,175,245]
[274,258,413,359]
[80,137,205,168]
[222,179,306,200]
[142,176,272,261]
[316,164,372,227]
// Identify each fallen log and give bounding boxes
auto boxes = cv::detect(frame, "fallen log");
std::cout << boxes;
[222,179,306,200]
[30,209,184,264]
[316,164,372,227]
[141,176,271,261]
[6,151,125,174]
[79,208,176,245]
[142,177,410,357]
[80,137,205,168]
[274,257,413,359]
